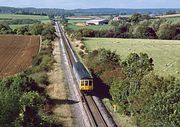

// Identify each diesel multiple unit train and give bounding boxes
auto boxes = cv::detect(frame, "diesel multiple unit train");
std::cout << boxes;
[56,21,94,92]
[73,62,94,92]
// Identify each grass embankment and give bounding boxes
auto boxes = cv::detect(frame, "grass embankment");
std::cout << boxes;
[0,14,50,29]
[83,37,180,78]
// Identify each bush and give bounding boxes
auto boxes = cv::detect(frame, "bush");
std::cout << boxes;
[157,23,176,39]
[79,44,85,50]
[78,50,84,57]
[173,34,180,40]
[31,73,49,86]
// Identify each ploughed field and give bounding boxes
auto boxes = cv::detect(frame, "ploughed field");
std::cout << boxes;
[0,35,40,77]
[83,37,180,78]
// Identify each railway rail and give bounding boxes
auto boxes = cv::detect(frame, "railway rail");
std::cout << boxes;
[55,21,108,127]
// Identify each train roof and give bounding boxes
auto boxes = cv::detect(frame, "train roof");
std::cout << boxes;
[73,62,92,79]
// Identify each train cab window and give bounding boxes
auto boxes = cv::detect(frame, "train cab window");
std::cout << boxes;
[85,81,88,86]
[89,81,92,86]
[81,81,85,86]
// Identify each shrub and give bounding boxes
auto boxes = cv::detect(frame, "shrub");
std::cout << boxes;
[78,50,84,57]
[31,73,49,86]
[79,44,85,50]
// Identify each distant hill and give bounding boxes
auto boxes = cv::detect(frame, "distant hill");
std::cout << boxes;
[0,6,180,16]
[71,8,180,16]
[0,6,74,16]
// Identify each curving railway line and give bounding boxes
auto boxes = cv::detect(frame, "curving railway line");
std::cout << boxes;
[55,21,110,127]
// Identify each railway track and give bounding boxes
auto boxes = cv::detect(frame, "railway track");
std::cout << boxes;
[55,21,109,127]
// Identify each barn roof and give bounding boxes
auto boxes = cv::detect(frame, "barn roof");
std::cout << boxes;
[86,19,108,23]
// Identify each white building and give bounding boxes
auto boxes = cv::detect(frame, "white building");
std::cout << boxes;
[86,19,109,25]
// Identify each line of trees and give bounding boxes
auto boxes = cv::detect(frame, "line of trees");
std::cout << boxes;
[64,14,180,40]
[84,48,179,127]
[0,22,56,41]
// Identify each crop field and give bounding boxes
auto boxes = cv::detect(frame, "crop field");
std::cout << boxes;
[68,19,88,24]
[165,16,180,23]
[0,35,40,77]
[0,14,49,20]
[0,14,50,29]
[68,24,113,31]
[156,14,180,23]
[83,37,180,78]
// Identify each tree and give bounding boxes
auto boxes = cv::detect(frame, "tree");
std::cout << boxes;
[70,31,82,40]
[132,20,157,39]
[157,23,176,39]
[41,23,56,41]
[129,14,151,24]
[16,25,30,35]
[0,23,13,34]
[122,53,154,79]
[18,92,43,127]
[150,19,166,32]
[0,74,38,126]
[133,74,180,127]
[110,53,154,115]
[30,23,44,35]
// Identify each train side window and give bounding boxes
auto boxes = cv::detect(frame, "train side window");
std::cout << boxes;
[89,80,92,86]
[81,80,85,86]
[85,81,88,86]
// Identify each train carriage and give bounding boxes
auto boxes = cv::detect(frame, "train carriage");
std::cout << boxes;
[73,62,93,91]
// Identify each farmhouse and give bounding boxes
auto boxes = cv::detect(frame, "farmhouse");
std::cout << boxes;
[86,19,109,25]
[113,15,131,21]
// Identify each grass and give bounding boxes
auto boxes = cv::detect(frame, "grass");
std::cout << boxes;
[0,14,49,20]
[83,37,180,78]
[156,13,180,23]
[68,19,88,24]
[68,24,113,31]
[9,24,33,29]
[0,14,50,29]
[103,99,137,127]
[165,16,180,23]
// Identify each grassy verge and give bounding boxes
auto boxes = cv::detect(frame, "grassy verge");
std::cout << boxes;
[103,99,137,127]
[46,39,74,127]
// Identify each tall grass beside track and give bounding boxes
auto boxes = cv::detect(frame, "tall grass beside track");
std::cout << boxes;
[83,37,180,78]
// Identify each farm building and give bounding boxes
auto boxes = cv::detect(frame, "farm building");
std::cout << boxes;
[86,19,109,25]
[113,15,131,21]
[113,16,121,21]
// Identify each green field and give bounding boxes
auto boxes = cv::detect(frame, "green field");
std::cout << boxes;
[0,14,50,29]
[83,37,180,78]
[68,19,88,23]
[165,16,180,23]
[68,24,113,31]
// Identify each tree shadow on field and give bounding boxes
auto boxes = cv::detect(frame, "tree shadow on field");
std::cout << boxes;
[91,74,112,100]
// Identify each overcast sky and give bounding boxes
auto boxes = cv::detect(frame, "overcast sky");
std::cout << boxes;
[0,0,179,9]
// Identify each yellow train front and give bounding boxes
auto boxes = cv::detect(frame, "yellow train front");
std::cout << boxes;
[73,62,93,92]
